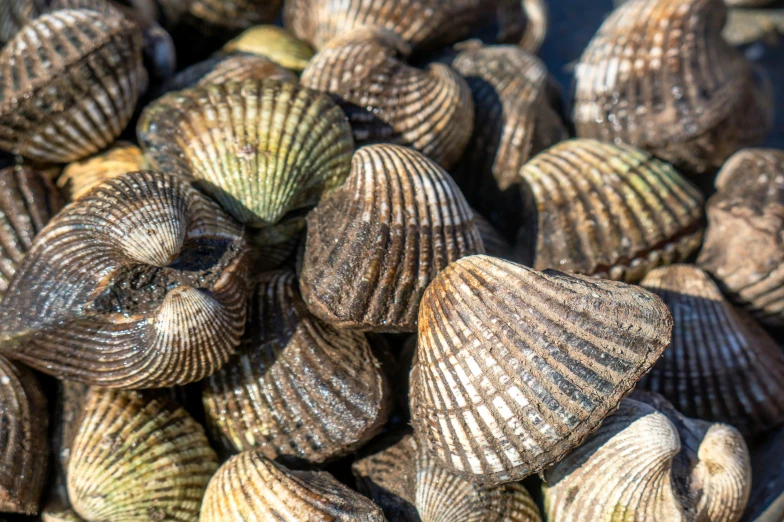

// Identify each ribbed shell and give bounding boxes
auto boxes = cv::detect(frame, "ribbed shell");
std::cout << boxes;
[516,139,705,283]
[300,28,474,170]
[68,388,218,522]
[58,141,148,201]
[162,53,296,95]
[300,144,484,332]
[0,9,147,163]
[0,356,48,515]
[138,80,354,228]
[158,0,282,32]
[0,0,45,42]
[543,393,751,522]
[0,171,250,388]
[637,265,784,436]
[410,255,673,484]
[223,25,315,71]
[204,271,390,463]
[573,0,772,174]
[200,451,385,521]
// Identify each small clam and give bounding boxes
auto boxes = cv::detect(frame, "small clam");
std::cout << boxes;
[200,451,385,521]
[162,54,297,93]
[410,255,673,484]
[516,139,704,283]
[300,28,474,170]
[223,25,315,72]
[543,392,751,522]
[57,141,148,202]
[300,144,484,332]
[0,171,251,388]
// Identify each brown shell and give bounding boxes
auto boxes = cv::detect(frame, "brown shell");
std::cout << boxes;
[58,141,148,202]
[0,0,45,42]
[158,0,282,33]
[0,171,251,388]
[300,144,484,332]
[410,255,673,484]
[162,53,297,94]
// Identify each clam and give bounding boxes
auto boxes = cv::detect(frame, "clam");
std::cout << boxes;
[57,141,148,202]
[300,28,474,170]
[353,433,542,521]
[162,54,298,93]
[203,270,390,463]
[516,139,704,283]
[200,451,385,521]
[723,6,784,45]
[0,171,251,388]
[543,392,751,522]
[410,255,673,484]
[157,0,282,34]
[573,0,773,174]
[223,25,315,72]
[0,8,147,163]
[637,264,784,436]
[0,0,45,42]
[300,144,484,332]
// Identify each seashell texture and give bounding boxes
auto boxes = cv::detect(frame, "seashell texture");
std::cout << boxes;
[637,264,784,436]
[0,0,45,42]
[0,171,251,388]
[138,79,354,228]
[499,0,549,52]
[68,387,218,522]
[200,451,385,521]
[58,141,148,202]
[516,139,705,283]
[158,0,282,33]
[573,0,773,174]
[300,144,484,332]
[0,355,48,515]
[722,6,784,45]
[697,149,784,327]
[0,9,147,163]
[223,25,315,72]
[353,433,542,521]
[542,392,751,522]
[410,255,673,484]
[300,28,474,170]
[162,53,297,94]
[203,271,390,463]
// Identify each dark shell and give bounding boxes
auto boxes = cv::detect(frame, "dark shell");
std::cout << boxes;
[158,0,282,33]
[473,210,514,261]
[162,53,297,94]
[0,0,45,42]
[745,425,784,521]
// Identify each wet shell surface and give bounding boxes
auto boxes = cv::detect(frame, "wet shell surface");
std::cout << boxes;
[138,79,354,228]
[57,141,149,202]
[300,28,474,170]
[300,144,484,332]
[0,171,250,388]
[410,255,673,484]
[0,0,45,42]
[0,9,147,163]
[203,271,390,463]
[637,264,784,436]
[68,388,218,522]
[543,392,751,522]
[223,25,315,71]
[162,53,297,93]
[573,0,773,174]
[515,139,705,283]
[0,356,48,515]
[200,451,385,521]
[697,149,784,327]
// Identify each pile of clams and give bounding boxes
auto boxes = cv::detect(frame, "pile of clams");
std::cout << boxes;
[0,0,781,520]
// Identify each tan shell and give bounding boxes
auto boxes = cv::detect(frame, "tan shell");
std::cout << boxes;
[723,7,784,45]
[410,255,673,484]
[162,53,297,94]
[58,142,149,201]
[0,0,45,42]
[223,25,315,71]
[300,144,484,332]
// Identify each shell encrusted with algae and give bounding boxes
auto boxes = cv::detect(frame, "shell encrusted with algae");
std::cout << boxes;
[222,25,315,72]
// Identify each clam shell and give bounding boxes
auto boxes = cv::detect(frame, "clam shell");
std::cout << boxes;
[0,0,45,42]
[300,28,474,170]
[0,356,48,515]
[162,53,297,93]
[223,25,315,71]
[58,141,149,202]
[573,0,773,174]
[138,79,354,228]
[723,6,784,45]
[515,139,704,283]
[410,255,673,484]
[158,0,282,33]
[200,451,385,521]
[0,171,250,388]
[637,264,784,436]
[300,144,484,332]
[543,392,751,522]
[0,9,147,163]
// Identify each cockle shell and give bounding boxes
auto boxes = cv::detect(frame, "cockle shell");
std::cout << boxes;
[0,0,45,42]
[543,392,751,522]
[58,141,148,202]
[300,28,474,170]
[158,0,282,33]
[516,139,704,283]
[200,451,386,521]
[0,9,147,162]
[410,255,673,484]
[637,264,784,436]
[203,270,390,463]
[300,144,484,332]
[223,25,315,72]
[0,171,251,388]
[162,53,297,93]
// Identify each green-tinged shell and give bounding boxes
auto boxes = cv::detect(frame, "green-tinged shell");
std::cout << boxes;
[516,139,705,283]
[162,53,297,94]
[58,141,148,201]
[203,271,390,463]
[223,25,315,71]
[0,171,251,388]
[200,451,386,521]
[158,0,282,33]
[0,9,147,162]
[410,255,673,484]
[300,144,484,332]
[138,80,354,228]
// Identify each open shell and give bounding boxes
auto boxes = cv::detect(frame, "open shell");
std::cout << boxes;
[223,25,315,72]
[58,141,148,202]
